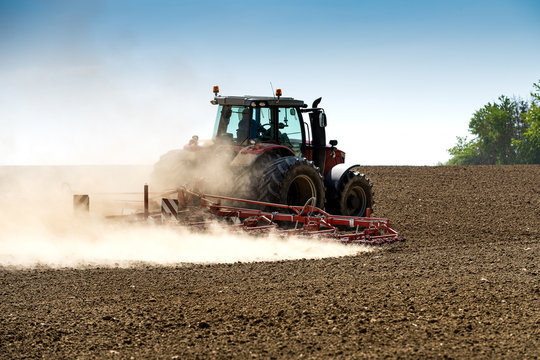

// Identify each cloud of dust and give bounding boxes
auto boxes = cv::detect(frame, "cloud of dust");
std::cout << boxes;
[150,140,252,198]
[0,166,368,268]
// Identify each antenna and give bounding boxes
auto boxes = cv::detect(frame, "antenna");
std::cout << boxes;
[270,82,275,99]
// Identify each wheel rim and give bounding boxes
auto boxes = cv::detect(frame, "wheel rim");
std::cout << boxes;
[287,175,317,206]
[344,185,367,216]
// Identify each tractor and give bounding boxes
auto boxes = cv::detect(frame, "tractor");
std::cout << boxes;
[151,86,374,217]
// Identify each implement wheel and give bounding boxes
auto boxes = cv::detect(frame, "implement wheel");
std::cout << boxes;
[259,156,325,209]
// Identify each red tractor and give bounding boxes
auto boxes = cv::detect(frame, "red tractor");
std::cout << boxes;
[152,86,374,217]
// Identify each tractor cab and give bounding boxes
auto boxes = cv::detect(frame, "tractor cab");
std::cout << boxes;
[211,94,306,155]
[210,87,344,176]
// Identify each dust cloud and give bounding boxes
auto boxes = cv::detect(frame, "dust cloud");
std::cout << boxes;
[0,166,367,268]
[150,140,253,198]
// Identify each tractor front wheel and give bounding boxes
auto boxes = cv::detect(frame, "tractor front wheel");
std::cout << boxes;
[326,171,373,217]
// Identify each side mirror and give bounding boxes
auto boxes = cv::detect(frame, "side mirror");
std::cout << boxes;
[319,112,327,127]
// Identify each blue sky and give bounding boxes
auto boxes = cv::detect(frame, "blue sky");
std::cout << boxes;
[1,0,539,165]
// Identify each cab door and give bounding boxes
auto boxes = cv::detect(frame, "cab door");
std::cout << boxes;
[277,107,304,157]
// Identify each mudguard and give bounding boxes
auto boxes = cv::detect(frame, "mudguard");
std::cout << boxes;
[324,163,360,193]
[231,144,295,167]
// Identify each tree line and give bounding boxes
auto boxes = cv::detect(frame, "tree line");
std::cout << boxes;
[447,80,540,165]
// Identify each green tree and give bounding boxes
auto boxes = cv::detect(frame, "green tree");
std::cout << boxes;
[513,81,540,164]
[447,136,481,165]
[468,96,527,164]
[447,81,539,165]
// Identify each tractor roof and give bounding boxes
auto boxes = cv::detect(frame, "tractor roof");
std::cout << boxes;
[212,95,307,108]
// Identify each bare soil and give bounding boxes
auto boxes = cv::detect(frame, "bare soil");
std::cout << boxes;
[1,165,539,359]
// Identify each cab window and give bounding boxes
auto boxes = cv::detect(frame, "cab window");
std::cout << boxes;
[255,107,273,141]
[214,105,257,144]
[278,107,303,155]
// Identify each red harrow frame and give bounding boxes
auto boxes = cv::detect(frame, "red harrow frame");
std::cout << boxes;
[76,186,405,245]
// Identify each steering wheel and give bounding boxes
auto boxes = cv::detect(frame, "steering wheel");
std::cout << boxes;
[259,123,272,139]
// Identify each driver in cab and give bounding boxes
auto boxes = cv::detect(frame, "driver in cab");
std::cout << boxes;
[237,109,258,142]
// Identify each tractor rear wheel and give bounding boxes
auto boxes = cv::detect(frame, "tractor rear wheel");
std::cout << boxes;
[259,156,325,209]
[326,171,373,217]
[233,151,280,200]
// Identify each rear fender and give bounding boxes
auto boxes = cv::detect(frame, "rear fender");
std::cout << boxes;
[231,144,294,167]
[324,163,360,193]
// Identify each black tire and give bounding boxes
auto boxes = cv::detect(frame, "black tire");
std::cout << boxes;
[259,156,325,209]
[326,171,373,216]
[232,151,280,201]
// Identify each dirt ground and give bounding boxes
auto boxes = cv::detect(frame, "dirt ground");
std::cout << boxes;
[1,165,539,359]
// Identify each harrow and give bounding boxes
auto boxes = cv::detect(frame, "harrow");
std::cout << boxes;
[75,185,405,245]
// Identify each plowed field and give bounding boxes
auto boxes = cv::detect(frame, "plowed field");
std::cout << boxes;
[1,165,539,359]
